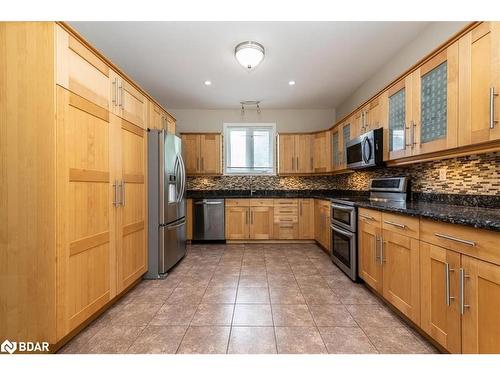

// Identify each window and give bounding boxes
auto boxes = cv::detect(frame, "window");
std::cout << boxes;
[224,123,276,175]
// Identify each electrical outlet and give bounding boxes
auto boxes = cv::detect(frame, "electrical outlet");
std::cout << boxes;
[439,168,447,181]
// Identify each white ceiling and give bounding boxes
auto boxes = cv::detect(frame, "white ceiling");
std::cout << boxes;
[70,21,430,109]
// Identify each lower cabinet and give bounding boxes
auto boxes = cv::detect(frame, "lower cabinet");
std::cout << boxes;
[225,200,274,240]
[357,209,420,324]
[314,199,331,251]
[421,242,500,354]
[298,199,315,239]
[250,206,274,240]
[225,205,250,240]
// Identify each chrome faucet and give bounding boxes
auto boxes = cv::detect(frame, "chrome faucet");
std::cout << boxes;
[249,176,254,197]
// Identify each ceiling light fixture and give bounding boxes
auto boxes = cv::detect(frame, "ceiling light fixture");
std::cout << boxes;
[204,80,212,86]
[288,80,296,86]
[240,100,262,116]
[234,41,265,71]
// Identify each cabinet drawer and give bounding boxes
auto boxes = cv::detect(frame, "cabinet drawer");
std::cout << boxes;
[275,206,299,216]
[274,199,298,206]
[382,212,419,239]
[274,223,299,239]
[274,215,298,224]
[358,208,382,226]
[249,199,274,207]
[420,219,500,266]
[226,199,250,207]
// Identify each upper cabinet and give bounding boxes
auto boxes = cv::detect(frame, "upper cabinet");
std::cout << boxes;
[181,133,222,175]
[387,76,413,160]
[331,121,351,171]
[312,131,332,173]
[110,70,148,129]
[278,133,313,174]
[56,25,110,110]
[458,22,500,146]
[148,102,176,133]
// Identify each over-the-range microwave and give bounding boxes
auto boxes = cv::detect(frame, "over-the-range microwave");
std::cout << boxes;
[345,128,384,169]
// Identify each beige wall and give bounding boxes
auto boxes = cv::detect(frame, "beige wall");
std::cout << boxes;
[335,21,470,120]
[170,108,336,133]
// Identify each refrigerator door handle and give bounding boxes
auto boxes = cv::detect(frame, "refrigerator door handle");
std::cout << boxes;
[166,219,186,230]
[159,129,166,224]
[178,152,186,203]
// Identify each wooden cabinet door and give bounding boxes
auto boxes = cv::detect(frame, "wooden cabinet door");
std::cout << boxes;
[116,116,147,293]
[295,134,313,173]
[313,131,331,173]
[331,127,341,171]
[354,109,365,136]
[358,215,383,293]
[298,199,314,239]
[323,205,331,251]
[225,207,249,240]
[112,73,148,130]
[250,206,274,240]
[56,25,110,110]
[199,133,221,174]
[411,41,459,156]
[458,22,500,146]
[181,134,200,174]
[55,86,112,338]
[461,255,500,353]
[364,97,381,131]
[148,102,163,130]
[382,230,420,324]
[314,200,322,243]
[420,242,461,353]
[278,134,295,174]
[166,114,176,134]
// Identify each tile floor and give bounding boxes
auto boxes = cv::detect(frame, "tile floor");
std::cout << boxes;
[58,243,438,354]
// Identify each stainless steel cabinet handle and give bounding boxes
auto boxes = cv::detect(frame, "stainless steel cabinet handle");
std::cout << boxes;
[196,157,200,171]
[112,180,119,207]
[374,236,380,262]
[404,124,410,147]
[445,263,455,306]
[296,156,299,170]
[383,220,406,229]
[490,87,498,129]
[411,121,416,147]
[251,211,254,224]
[121,81,125,108]
[459,268,471,315]
[434,233,476,247]
[310,157,313,171]
[121,181,125,206]
[201,157,204,171]
[380,239,385,265]
[112,78,117,107]
[359,213,374,220]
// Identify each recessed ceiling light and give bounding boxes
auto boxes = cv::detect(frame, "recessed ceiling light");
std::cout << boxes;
[288,80,296,86]
[204,80,212,86]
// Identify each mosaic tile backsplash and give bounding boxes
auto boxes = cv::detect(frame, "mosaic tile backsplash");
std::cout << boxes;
[187,152,500,196]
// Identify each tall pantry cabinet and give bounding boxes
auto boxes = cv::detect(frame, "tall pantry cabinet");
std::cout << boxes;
[1,22,149,348]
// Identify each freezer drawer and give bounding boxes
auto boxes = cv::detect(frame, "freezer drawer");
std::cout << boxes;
[193,199,225,240]
[159,218,186,274]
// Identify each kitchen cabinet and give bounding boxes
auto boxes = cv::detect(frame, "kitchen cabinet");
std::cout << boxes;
[331,121,351,171]
[115,113,147,294]
[56,25,110,110]
[358,208,383,293]
[149,102,175,133]
[298,199,315,239]
[278,134,313,174]
[386,76,413,160]
[181,133,222,175]
[110,70,148,129]
[420,242,461,353]
[312,131,332,173]
[274,199,299,239]
[458,21,500,146]
[225,199,274,240]
[357,210,420,324]
[314,199,331,251]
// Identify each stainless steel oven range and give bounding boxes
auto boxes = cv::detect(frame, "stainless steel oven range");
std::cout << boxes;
[330,176,409,281]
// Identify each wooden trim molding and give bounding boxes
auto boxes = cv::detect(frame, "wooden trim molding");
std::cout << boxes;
[123,221,145,236]
[123,173,145,184]
[121,118,144,137]
[68,35,109,77]
[69,168,110,182]
[68,92,109,122]
[69,231,110,256]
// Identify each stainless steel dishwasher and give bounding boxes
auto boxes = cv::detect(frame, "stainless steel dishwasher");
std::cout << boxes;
[192,199,225,240]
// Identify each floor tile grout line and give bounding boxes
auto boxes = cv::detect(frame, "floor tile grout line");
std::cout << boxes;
[264,249,280,354]
[225,245,243,354]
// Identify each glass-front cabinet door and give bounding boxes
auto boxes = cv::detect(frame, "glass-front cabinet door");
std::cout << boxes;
[342,122,350,168]
[387,76,412,160]
[412,42,459,155]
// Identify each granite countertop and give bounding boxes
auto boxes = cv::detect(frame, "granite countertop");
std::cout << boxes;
[186,189,500,232]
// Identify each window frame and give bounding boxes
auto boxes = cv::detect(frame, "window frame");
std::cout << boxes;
[223,123,277,176]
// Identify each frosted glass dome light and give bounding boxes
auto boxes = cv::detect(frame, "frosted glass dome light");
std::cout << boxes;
[235,41,265,71]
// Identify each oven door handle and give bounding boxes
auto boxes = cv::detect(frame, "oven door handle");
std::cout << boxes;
[331,204,355,212]
[330,224,354,238]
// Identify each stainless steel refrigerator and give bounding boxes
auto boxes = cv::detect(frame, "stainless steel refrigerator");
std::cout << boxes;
[145,129,186,279]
